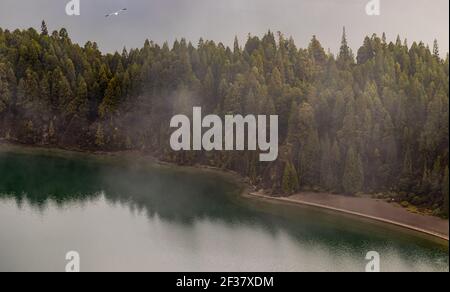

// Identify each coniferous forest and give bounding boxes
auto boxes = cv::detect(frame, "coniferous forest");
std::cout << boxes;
[0,23,448,217]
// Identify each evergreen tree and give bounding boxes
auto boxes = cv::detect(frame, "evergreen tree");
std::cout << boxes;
[433,39,439,58]
[95,124,105,147]
[297,102,320,187]
[329,140,341,191]
[337,27,354,69]
[99,76,121,118]
[0,63,14,113]
[342,147,364,194]
[41,20,48,36]
[0,25,448,214]
[320,135,335,190]
[443,166,449,217]
[308,35,327,65]
[282,162,299,195]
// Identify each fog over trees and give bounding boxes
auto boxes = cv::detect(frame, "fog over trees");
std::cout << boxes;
[0,23,448,216]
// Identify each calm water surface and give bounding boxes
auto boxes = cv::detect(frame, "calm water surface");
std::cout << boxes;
[0,147,448,272]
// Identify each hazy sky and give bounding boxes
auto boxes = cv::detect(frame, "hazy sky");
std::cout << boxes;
[0,0,448,54]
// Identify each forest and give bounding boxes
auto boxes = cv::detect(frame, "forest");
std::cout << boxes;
[0,22,448,217]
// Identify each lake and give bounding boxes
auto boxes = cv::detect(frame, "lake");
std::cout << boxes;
[0,146,448,272]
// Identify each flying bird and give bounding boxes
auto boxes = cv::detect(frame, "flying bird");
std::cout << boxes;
[105,8,127,17]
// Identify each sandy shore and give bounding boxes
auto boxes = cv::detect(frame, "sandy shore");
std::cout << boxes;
[246,191,449,241]
[2,142,449,241]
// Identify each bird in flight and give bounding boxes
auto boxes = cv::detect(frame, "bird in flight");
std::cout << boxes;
[105,8,127,17]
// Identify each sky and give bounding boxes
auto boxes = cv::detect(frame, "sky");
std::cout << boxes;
[0,0,448,54]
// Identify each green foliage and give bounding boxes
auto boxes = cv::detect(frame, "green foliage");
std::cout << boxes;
[0,63,14,113]
[282,162,299,195]
[41,21,48,36]
[337,27,354,69]
[0,25,448,212]
[342,147,364,195]
[320,135,339,191]
[99,76,121,118]
[296,102,320,187]
[443,166,449,217]
[95,124,105,147]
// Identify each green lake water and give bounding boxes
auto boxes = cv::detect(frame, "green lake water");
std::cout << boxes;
[0,147,448,272]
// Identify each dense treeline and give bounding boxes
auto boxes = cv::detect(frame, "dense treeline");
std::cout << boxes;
[0,22,448,216]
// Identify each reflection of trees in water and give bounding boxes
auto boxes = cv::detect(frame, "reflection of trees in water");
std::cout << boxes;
[0,152,320,242]
[1,152,448,260]
[0,152,254,226]
[0,153,103,206]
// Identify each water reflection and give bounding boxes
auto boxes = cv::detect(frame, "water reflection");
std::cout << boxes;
[0,150,448,272]
[0,151,254,224]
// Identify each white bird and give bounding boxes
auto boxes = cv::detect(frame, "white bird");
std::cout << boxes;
[105,8,127,17]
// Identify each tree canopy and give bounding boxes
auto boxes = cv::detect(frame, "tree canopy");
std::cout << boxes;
[0,24,448,216]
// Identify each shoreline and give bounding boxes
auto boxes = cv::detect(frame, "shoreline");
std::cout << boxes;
[1,141,448,242]
[244,191,449,241]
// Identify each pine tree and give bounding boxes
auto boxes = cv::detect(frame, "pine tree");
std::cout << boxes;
[39,75,51,110]
[342,147,364,195]
[399,148,414,190]
[233,36,240,56]
[287,100,299,144]
[50,68,73,115]
[431,158,442,191]
[41,20,48,36]
[308,35,327,65]
[282,162,299,195]
[337,27,354,69]
[320,135,334,190]
[0,25,449,213]
[433,39,439,58]
[67,76,89,117]
[357,36,374,64]
[99,76,121,118]
[95,124,105,147]
[59,28,69,39]
[443,166,449,217]
[268,67,283,98]
[330,140,341,191]
[297,102,320,187]
[48,120,56,143]
[0,63,13,113]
